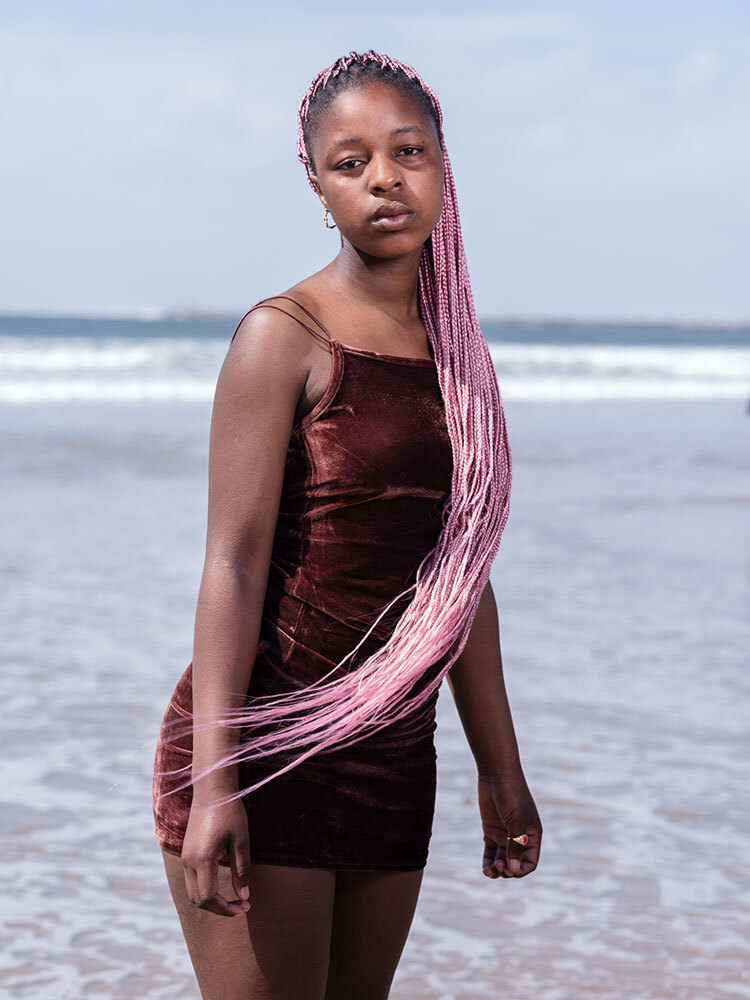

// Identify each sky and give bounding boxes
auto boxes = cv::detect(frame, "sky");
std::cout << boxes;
[1,0,748,323]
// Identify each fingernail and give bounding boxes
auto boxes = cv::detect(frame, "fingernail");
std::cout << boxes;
[510,859,520,872]
[240,886,249,899]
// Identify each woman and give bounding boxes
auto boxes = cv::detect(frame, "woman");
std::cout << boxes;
[152,49,542,999]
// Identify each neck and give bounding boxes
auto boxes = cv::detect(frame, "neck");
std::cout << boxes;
[323,240,424,322]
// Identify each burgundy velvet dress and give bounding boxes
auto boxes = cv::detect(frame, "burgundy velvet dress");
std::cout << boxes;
[152,295,454,871]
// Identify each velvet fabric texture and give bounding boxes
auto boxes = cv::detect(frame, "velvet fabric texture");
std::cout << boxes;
[152,301,454,870]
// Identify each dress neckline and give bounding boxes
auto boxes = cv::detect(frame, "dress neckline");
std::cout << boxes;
[333,339,436,366]
[259,295,436,366]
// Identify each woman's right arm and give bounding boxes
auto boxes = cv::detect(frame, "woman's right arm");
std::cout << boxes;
[180,304,318,916]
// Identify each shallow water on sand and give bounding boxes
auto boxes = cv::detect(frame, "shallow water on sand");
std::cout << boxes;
[1,396,748,999]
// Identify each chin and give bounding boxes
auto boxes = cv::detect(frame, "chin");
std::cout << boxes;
[352,229,430,260]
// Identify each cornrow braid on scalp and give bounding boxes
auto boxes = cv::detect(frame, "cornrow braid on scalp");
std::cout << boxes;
[298,51,444,175]
[154,49,513,813]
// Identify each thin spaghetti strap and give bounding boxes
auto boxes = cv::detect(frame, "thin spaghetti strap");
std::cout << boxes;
[229,295,334,350]
[265,295,335,342]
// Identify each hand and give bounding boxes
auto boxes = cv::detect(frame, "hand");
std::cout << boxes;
[181,794,252,917]
[477,771,542,880]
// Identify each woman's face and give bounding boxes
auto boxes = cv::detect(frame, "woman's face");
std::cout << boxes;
[307,81,445,260]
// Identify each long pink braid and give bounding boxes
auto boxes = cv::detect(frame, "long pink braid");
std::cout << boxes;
[154,50,512,812]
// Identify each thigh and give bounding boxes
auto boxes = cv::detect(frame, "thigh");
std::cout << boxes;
[161,849,336,1000]
[325,867,425,1000]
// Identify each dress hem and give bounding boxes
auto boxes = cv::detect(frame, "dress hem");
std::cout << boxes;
[155,833,427,872]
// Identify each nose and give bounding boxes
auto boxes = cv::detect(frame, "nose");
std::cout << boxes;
[368,152,402,193]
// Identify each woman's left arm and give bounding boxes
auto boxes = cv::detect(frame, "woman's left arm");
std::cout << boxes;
[446,580,543,880]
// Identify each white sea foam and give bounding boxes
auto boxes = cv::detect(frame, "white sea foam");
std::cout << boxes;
[0,335,748,403]
[498,377,748,400]
[0,336,218,371]
[0,379,213,403]
[488,342,750,379]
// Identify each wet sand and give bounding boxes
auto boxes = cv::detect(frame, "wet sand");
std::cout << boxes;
[1,396,748,998]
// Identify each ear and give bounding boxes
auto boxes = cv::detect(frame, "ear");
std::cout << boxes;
[309,172,327,208]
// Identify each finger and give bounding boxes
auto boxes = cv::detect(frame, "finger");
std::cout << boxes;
[230,834,252,906]
[195,856,239,916]
[491,841,507,877]
[482,837,504,879]
[203,891,248,917]
[521,840,540,872]
[504,827,544,878]
[183,860,200,906]
[195,853,219,904]
[512,828,542,877]
[183,856,244,916]
[482,837,497,877]
[506,832,527,875]
[490,859,512,879]
[516,843,541,877]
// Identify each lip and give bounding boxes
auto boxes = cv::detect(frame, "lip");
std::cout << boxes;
[370,202,416,231]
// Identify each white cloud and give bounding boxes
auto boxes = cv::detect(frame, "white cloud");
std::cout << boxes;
[0,4,748,321]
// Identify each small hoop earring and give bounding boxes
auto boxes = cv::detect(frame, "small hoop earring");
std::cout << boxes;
[323,208,337,230]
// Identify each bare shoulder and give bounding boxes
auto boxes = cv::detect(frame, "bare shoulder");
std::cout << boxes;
[204,294,325,575]
[228,294,323,368]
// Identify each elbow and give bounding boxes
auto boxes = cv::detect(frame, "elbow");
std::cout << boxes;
[202,553,270,592]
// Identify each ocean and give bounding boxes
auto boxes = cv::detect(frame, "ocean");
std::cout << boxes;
[1,313,748,998]
[1,313,748,404]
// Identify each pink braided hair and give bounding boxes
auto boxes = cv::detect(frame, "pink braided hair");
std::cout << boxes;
[154,50,512,811]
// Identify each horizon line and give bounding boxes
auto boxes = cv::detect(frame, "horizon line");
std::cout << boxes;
[0,306,748,331]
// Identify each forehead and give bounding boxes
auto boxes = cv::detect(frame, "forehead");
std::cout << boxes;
[313,80,435,153]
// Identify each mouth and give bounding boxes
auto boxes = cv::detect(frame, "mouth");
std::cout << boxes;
[370,201,416,232]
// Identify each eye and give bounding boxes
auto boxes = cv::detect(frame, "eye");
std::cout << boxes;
[399,146,423,156]
[336,158,363,170]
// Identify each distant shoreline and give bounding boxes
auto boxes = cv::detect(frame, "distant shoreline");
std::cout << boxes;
[0,307,748,332]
